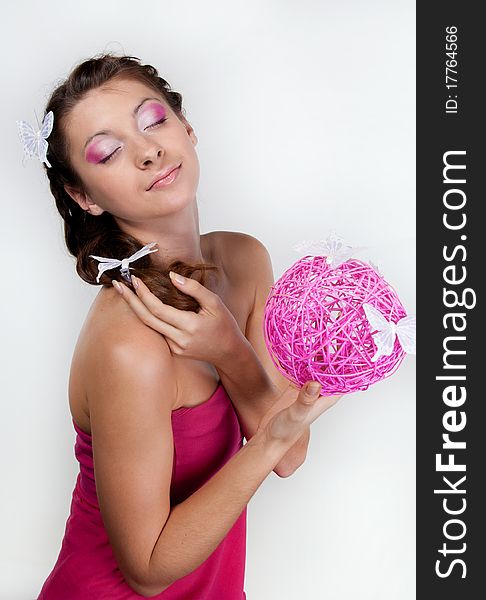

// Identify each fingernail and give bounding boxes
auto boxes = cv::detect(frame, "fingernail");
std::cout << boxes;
[170,271,185,285]
[112,280,123,295]
[131,275,139,289]
[307,382,321,395]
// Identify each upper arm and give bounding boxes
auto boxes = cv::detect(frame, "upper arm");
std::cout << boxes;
[242,235,290,395]
[87,332,176,595]
[241,235,311,475]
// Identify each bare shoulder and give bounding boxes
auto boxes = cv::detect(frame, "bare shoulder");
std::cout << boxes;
[211,230,267,251]
[209,231,272,314]
[210,230,270,278]
[81,286,172,357]
[70,287,178,425]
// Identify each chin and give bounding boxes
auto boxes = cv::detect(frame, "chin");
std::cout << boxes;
[151,188,198,212]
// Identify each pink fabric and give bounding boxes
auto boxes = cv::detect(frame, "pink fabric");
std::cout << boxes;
[37,381,248,599]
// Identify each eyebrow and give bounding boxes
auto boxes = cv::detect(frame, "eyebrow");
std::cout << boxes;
[83,97,163,150]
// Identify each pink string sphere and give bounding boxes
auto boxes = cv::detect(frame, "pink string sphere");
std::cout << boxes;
[263,257,408,395]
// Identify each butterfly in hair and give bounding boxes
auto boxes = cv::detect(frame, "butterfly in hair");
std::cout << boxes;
[17,110,54,168]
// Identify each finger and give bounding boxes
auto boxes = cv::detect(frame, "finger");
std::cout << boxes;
[168,271,220,312]
[131,275,196,330]
[298,381,322,406]
[287,382,322,421]
[113,280,181,340]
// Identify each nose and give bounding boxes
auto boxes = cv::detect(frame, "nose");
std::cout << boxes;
[135,135,165,167]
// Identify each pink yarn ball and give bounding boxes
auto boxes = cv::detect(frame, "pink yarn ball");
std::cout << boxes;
[263,257,408,395]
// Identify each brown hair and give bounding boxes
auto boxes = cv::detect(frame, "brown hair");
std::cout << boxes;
[42,52,219,311]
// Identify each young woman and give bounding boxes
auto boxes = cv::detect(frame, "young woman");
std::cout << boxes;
[35,53,341,599]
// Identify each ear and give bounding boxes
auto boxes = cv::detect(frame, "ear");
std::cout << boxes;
[64,185,105,216]
[189,128,198,146]
[181,118,198,146]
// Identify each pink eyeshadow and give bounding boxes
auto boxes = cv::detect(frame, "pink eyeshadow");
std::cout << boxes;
[138,103,166,129]
[85,102,167,163]
[86,142,118,164]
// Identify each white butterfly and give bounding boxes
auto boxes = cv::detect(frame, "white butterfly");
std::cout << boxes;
[16,110,54,168]
[293,230,366,269]
[89,241,159,284]
[362,302,416,362]
[369,260,383,277]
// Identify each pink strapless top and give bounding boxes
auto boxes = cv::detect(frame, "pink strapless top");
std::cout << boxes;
[37,381,247,599]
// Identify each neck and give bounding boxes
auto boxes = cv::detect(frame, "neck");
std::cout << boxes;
[114,200,211,268]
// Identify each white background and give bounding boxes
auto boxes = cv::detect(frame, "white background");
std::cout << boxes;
[1,1,415,598]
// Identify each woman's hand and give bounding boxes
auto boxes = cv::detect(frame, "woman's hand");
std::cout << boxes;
[112,273,243,368]
[258,381,342,452]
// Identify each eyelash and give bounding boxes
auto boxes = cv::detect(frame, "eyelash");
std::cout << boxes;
[99,117,168,164]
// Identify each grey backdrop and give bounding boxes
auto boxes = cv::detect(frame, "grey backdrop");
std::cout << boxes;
[1,1,415,598]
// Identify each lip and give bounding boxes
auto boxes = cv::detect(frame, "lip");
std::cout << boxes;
[147,164,181,190]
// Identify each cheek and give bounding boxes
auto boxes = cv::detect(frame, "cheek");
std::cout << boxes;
[109,172,144,202]
[93,170,131,204]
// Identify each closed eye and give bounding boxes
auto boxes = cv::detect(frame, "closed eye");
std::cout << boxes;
[145,117,168,130]
[99,117,168,164]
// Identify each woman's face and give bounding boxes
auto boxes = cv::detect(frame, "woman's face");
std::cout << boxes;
[63,77,199,223]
